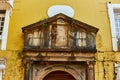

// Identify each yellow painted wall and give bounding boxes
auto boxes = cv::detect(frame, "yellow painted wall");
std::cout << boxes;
[7,0,120,50]
[5,0,119,51]
[0,0,120,80]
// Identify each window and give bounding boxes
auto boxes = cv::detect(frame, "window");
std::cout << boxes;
[107,3,120,51]
[0,10,5,50]
[0,10,5,39]
[0,0,14,50]
[0,10,11,50]
[114,9,120,37]
[108,4,120,79]
[70,27,87,48]
[114,10,120,51]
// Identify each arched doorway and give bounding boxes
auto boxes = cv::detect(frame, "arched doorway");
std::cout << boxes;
[43,71,76,80]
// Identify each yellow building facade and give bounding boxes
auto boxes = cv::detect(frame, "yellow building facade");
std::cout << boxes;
[0,0,120,80]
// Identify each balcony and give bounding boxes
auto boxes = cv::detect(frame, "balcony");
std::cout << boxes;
[22,14,98,53]
[0,0,14,10]
[23,27,97,52]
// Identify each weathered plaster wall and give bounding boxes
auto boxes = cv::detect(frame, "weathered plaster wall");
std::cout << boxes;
[0,51,24,80]
[1,51,120,80]
[95,52,120,80]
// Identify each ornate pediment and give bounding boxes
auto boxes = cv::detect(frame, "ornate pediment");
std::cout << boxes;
[22,13,98,52]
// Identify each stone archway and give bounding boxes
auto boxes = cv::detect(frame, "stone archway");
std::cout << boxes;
[24,61,95,80]
[43,71,76,80]
[34,64,83,80]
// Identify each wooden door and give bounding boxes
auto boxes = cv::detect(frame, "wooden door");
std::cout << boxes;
[43,71,76,80]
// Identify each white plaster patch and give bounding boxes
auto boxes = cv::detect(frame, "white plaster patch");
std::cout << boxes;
[48,5,74,17]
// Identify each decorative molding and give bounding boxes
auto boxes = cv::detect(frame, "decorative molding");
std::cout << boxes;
[36,64,82,80]
[0,0,14,11]
[8,0,14,8]
[87,61,95,70]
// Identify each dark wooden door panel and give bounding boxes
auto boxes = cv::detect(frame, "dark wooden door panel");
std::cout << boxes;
[43,71,76,80]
